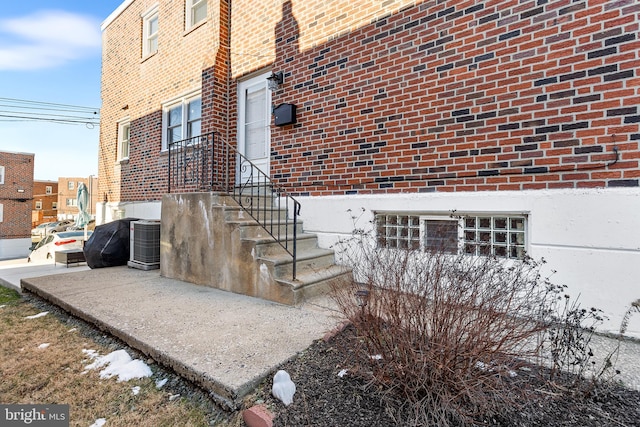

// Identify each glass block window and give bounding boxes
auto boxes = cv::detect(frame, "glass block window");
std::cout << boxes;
[463,216,526,259]
[376,214,421,250]
[375,212,527,259]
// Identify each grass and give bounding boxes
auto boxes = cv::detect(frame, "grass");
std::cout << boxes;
[0,287,235,427]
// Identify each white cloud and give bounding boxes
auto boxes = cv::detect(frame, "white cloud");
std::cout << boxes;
[0,10,101,71]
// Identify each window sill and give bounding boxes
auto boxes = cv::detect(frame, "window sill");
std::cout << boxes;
[183,19,207,37]
[116,158,129,165]
[140,51,158,64]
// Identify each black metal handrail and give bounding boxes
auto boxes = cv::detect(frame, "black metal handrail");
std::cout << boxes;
[168,132,301,280]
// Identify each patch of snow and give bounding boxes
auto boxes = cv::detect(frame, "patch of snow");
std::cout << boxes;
[89,419,106,427]
[475,361,488,371]
[0,305,6,309]
[25,311,48,319]
[84,349,152,382]
[68,328,77,333]
[132,386,140,395]
[272,370,296,406]
[156,378,168,389]
[508,370,518,378]
[337,369,348,378]
[169,394,180,401]
[369,354,383,360]
[38,343,50,349]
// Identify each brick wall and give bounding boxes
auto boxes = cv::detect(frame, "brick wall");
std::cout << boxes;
[102,0,640,200]
[100,0,221,203]
[33,180,58,224]
[0,152,34,239]
[266,0,640,195]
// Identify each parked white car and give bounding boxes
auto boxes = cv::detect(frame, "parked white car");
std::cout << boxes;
[27,231,92,263]
[31,222,55,239]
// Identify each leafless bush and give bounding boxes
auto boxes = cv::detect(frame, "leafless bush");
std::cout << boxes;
[330,210,610,426]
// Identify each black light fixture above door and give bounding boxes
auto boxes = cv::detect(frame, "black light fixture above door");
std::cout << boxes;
[266,71,284,90]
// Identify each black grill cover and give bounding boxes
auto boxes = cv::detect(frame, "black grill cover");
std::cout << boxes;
[84,218,139,269]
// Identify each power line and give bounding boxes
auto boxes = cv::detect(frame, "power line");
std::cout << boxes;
[0,97,99,112]
[0,96,100,127]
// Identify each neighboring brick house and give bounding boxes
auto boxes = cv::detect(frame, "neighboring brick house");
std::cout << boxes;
[32,180,58,226]
[57,176,99,221]
[99,0,640,333]
[0,151,34,259]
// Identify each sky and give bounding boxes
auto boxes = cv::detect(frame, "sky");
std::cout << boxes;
[0,1,125,180]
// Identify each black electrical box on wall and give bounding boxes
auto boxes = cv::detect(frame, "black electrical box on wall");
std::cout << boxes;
[273,103,296,126]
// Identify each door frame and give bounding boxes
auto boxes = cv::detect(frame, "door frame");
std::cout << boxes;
[237,71,272,182]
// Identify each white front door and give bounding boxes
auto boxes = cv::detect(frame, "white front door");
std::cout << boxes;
[237,73,271,181]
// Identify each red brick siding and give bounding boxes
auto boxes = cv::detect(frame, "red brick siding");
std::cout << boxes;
[267,0,640,195]
[100,0,219,203]
[0,152,34,239]
[33,181,58,224]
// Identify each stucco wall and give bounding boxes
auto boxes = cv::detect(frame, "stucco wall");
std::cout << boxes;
[297,187,640,337]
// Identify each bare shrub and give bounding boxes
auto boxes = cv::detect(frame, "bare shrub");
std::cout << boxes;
[330,210,611,426]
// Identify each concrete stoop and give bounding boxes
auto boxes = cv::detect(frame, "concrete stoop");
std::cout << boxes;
[161,192,352,305]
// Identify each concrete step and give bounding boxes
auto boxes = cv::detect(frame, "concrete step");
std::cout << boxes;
[247,233,319,257]
[224,206,289,222]
[277,265,352,304]
[227,218,304,239]
[260,247,337,278]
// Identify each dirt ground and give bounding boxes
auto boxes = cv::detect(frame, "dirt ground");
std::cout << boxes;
[253,326,640,427]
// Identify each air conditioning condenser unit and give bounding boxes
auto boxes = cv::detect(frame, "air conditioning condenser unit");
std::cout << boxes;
[128,220,161,270]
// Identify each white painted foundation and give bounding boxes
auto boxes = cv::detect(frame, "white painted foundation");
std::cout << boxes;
[0,238,32,260]
[96,201,161,225]
[297,188,640,338]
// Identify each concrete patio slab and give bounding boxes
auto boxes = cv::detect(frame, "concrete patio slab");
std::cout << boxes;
[20,266,341,408]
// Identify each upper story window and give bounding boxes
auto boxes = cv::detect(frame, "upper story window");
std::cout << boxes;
[162,92,201,150]
[45,186,52,194]
[186,0,207,29]
[66,198,77,207]
[375,213,527,259]
[0,204,3,222]
[52,202,57,210]
[142,5,159,57]
[118,120,131,161]
[68,181,75,191]
[35,201,42,210]
[0,166,4,184]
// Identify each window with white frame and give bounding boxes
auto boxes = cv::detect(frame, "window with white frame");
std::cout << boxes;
[375,213,527,259]
[68,181,75,191]
[66,198,77,207]
[45,186,52,194]
[142,5,159,57]
[35,201,42,210]
[0,166,4,184]
[52,202,57,210]
[186,0,207,29]
[0,204,3,222]
[118,120,131,160]
[162,93,201,150]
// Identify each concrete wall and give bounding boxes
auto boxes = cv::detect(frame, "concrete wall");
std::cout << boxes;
[0,238,31,260]
[160,193,263,298]
[95,201,161,225]
[297,187,640,337]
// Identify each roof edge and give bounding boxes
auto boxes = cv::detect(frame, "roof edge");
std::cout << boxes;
[101,0,135,32]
